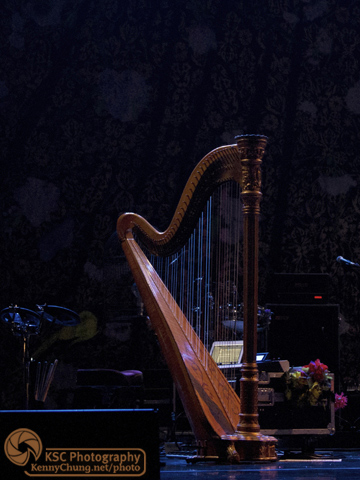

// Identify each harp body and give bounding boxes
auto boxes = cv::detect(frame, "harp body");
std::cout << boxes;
[117,135,277,462]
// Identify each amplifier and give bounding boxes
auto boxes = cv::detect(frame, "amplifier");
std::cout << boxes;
[266,303,340,391]
[270,273,331,304]
[0,409,159,480]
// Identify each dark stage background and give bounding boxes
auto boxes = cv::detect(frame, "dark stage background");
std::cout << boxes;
[1,0,360,410]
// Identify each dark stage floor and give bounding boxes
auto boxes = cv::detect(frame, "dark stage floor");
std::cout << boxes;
[160,450,360,479]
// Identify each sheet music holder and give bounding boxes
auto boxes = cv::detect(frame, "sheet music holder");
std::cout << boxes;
[210,341,244,369]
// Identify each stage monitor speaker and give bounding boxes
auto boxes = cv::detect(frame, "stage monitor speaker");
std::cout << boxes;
[0,408,159,480]
[266,304,339,383]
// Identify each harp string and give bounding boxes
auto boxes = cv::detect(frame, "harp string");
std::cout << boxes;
[147,182,243,377]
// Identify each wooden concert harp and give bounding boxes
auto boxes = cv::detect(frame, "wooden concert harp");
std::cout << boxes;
[117,135,277,462]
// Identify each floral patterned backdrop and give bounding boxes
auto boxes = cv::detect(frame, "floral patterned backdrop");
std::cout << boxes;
[1,0,360,410]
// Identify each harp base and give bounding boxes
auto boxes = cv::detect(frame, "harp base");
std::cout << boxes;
[222,433,278,463]
[186,434,278,464]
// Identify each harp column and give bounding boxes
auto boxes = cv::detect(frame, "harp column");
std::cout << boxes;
[222,135,277,462]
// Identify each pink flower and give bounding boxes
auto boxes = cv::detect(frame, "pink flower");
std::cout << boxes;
[335,392,348,411]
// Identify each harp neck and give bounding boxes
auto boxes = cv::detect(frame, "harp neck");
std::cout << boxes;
[117,136,266,256]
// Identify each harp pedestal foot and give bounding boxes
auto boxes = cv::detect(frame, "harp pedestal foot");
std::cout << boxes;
[186,434,277,464]
[222,433,278,463]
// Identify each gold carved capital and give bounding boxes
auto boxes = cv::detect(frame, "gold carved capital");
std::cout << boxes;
[235,135,267,195]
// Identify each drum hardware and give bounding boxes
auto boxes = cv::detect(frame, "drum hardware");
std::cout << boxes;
[221,305,272,353]
[0,304,79,409]
[221,305,272,331]
[37,304,80,326]
[34,359,59,403]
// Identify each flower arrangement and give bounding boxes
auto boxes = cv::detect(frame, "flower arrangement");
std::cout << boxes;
[283,359,347,410]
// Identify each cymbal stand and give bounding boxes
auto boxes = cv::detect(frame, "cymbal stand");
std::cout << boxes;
[22,330,32,410]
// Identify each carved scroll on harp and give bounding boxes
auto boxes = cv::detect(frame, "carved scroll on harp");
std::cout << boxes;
[117,135,277,462]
